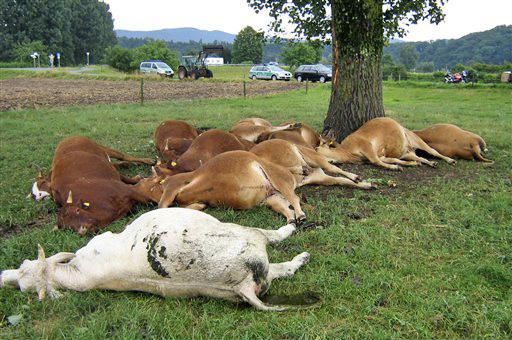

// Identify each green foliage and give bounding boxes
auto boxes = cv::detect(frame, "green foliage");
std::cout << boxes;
[232,26,264,64]
[105,46,137,72]
[12,41,47,63]
[105,41,180,72]
[131,40,180,71]
[0,0,116,65]
[399,44,419,70]
[416,61,435,73]
[384,25,512,69]
[280,42,322,68]
[388,65,409,81]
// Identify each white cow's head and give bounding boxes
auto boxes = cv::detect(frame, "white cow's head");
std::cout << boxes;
[1,245,74,299]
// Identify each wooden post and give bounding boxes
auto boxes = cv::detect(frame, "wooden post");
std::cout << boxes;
[243,81,247,98]
[140,78,144,105]
[306,79,309,94]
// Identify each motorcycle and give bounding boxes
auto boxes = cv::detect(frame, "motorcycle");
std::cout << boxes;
[445,70,474,83]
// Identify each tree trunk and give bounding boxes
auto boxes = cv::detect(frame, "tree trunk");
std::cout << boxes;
[323,0,385,142]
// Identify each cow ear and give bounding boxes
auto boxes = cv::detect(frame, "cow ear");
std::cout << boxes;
[48,252,76,264]
[38,287,46,300]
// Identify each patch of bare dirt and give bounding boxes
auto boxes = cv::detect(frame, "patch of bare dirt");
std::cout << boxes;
[0,78,303,111]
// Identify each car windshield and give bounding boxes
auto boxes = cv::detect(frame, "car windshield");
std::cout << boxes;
[317,65,331,73]
[155,62,171,69]
[268,66,286,72]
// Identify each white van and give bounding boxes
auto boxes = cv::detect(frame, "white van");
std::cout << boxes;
[139,60,174,77]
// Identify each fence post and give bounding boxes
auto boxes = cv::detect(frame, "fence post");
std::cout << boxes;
[306,79,309,94]
[140,78,144,105]
[243,81,247,98]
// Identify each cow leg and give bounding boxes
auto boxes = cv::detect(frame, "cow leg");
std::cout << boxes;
[471,144,493,163]
[120,174,142,184]
[238,284,288,311]
[379,157,419,166]
[264,194,296,223]
[301,168,374,189]
[103,146,155,165]
[267,252,310,282]
[184,203,207,210]
[299,146,360,182]
[409,133,457,165]
[402,152,438,167]
[255,224,296,244]
[360,146,403,171]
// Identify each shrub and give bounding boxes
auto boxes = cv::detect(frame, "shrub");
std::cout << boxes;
[105,46,136,72]
[131,40,180,71]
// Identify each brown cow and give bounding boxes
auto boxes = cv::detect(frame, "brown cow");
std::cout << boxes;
[414,124,493,163]
[230,118,302,143]
[316,117,457,171]
[257,122,321,149]
[162,129,254,175]
[157,150,306,223]
[250,139,375,189]
[154,120,199,163]
[32,136,160,234]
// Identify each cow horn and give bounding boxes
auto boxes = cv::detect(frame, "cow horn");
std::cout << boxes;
[151,166,157,176]
[66,191,73,204]
[37,244,46,261]
[38,287,46,300]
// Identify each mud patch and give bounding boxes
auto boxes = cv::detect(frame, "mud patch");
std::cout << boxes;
[0,78,303,111]
[261,291,322,309]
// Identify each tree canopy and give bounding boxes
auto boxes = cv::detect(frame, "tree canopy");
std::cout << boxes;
[0,0,116,65]
[399,44,419,70]
[281,42,322,68]
[232,26,264,64]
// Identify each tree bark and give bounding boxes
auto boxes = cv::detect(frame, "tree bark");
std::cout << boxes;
[323,0,385,142]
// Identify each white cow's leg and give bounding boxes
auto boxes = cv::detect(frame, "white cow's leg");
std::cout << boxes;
[238,284,288,311]
[255,224,296,244]
[267,252,310,282]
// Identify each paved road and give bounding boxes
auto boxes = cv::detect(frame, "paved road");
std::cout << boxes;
[0,67,93,73]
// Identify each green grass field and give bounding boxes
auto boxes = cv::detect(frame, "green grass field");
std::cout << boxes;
[0,83,511,338]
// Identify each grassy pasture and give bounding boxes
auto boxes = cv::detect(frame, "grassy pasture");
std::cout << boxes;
[0,83,511,338]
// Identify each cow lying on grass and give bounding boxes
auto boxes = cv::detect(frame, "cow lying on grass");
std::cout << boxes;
[154,120,199,163]
[414,124,493,163]
[251,139,374,189]
[162,129,254,174]
[32,136,160,234]
[316,117,457,171]
[0,208,310,311]
[257,122,321,149]
[157,151,306,223]
[230,118,302,143]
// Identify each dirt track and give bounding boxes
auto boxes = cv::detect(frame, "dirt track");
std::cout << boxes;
[0,78,303,111]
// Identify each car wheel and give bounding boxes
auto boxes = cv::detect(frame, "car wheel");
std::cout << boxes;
[251,75,257,80]
[319,76,326,83]
[271,75,277,81]
[297,75,303,82]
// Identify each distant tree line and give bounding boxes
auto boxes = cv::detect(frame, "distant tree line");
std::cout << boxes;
[384,25,512,70]
[0,0,116,65]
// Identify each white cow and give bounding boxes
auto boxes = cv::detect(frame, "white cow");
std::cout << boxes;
[0,208,310,311]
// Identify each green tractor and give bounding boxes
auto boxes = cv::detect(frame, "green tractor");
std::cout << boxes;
[178,45,224,80]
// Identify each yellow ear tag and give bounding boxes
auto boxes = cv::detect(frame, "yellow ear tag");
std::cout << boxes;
[171,161,177,167]
[159,179,166,184]
[329,141,334,146]
[83,202,90,207]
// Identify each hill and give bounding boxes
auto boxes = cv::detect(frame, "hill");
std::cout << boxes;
[116,28,235,43]
[384,25,512,68]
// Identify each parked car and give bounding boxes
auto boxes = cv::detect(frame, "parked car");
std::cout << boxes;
[249,65,292,81]
[294,64,332,83]
[139,60,174,77]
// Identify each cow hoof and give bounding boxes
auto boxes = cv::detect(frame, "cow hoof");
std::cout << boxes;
[369,182,378,189]
[431,162,438,168]
[291,122,302,129]
[397,166,404,172]
[352,175,361,183]
[294,252,311,265]
[450,159,457,166]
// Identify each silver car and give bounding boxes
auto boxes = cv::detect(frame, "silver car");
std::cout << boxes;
[249,65,292,81]
[139,60,174,77]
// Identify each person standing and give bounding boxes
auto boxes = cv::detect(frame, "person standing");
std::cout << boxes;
[49,53,55,67]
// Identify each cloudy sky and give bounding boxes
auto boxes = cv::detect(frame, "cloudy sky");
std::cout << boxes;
[105,0,511,41]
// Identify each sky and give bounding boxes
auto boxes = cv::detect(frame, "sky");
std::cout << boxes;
[105,0,512,42]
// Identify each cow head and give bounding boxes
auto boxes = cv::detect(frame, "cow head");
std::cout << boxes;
[133,166,168,203]
[317,136,339,150]
[31,173,51,201]
[0,244,75,300]
[57,181,132,235]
